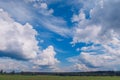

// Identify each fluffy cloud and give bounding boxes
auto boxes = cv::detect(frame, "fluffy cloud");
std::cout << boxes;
[26,0,54,15]
[69,46,120,71]
[0,8,59,71]
[70,0,120,71]
[0,9,38,60]
[72,0,120,49]
[72,24,101,44]
[90,0,120,34]
[70,42,120,72]
[31,45,59,66]
[72,0,120,46]
[0,57,33,72]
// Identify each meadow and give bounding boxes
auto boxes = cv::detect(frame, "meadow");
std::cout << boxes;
[0,75,120,80]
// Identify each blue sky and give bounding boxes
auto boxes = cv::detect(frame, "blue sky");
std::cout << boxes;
[0,0,120,72]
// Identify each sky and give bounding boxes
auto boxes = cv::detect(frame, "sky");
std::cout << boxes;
[0,0,120,72]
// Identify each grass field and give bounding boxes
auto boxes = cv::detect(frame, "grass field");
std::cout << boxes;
[0,75,120,80]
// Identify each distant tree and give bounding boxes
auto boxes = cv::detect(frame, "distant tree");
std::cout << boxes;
[20,71,24,75]
[11,70,15,74]
[3,71,6,74]
[0,70,3,74]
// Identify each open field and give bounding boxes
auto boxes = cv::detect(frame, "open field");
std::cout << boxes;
[0,75,120,80]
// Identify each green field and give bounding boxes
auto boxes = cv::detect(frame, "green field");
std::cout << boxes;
[0,75,120,80]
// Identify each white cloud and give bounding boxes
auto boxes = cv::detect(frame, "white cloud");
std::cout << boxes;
[72,10,85,23]
[69,49,120,71]
[31,45,59,66]
[0,0,71,37]
[0,9,38,60]
[71,0,120,46]
[72,25,101,44]
[24,0,71,37]
[0,8,59,71]
[0,57,59,72]
[28,0,54,15]
[69,0,120,71]
[0,0,33,23]
[40,3,47,9]
[0,57,33,72]
[39,15,71,37]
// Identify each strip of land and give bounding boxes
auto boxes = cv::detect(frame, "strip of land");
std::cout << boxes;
[0,75,120,80]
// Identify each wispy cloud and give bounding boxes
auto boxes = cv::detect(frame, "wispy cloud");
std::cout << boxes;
[0,0,71,37]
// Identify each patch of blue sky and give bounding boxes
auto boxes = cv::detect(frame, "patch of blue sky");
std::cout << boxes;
[48,1,82,27]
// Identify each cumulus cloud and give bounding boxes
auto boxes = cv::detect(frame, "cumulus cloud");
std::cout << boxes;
[72,24,101,44]
[0,9,38,60]
[68,47,120,71]
[0,8,59,71]
[72,0,120,45]
[90,0,120,34]
[31,45,59,66]
[72,0,120,47]
[69,43,120,71]
[69,0,120,71]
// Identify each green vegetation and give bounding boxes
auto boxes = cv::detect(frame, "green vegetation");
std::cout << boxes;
[0,75,120,80]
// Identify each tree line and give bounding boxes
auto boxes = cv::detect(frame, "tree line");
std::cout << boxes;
[1,70,120,76]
